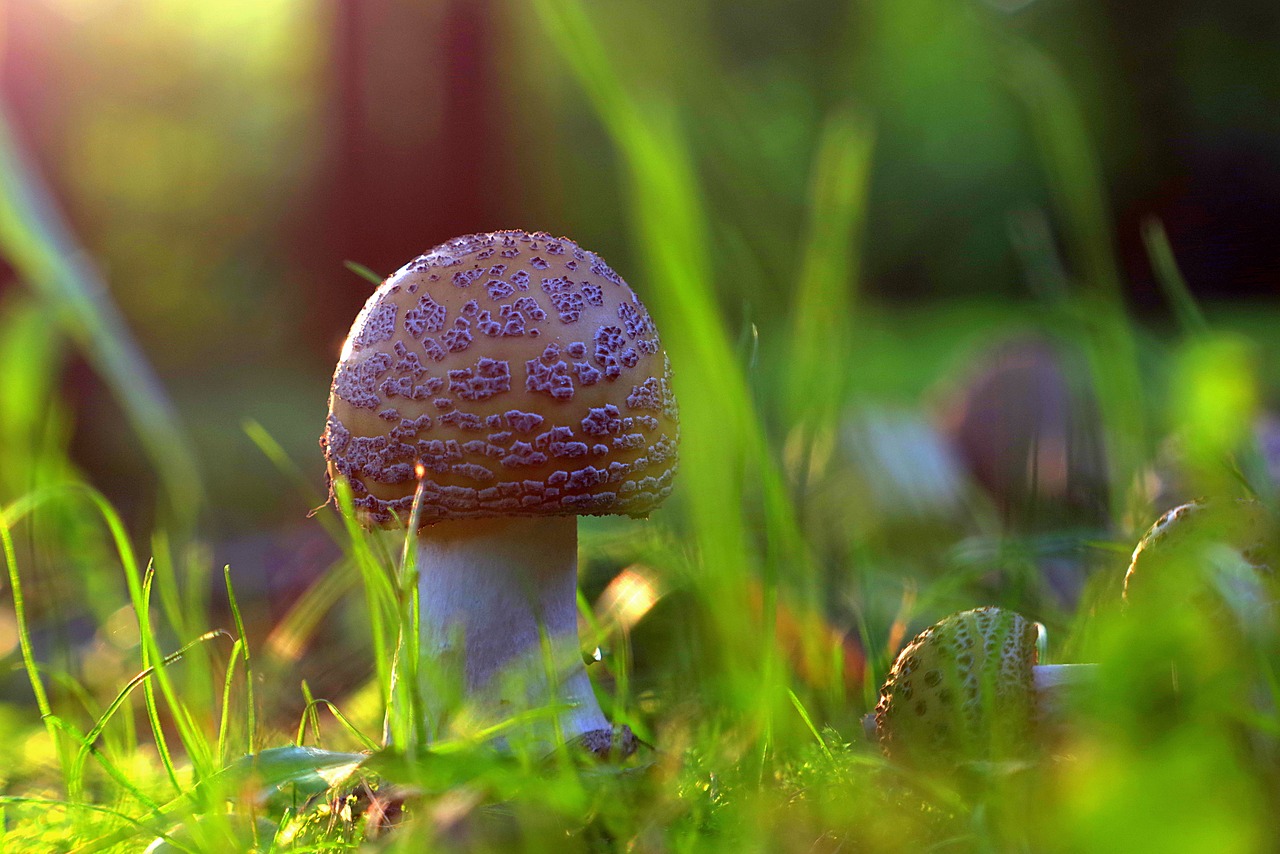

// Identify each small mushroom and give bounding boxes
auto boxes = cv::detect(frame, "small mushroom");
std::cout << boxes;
[1118,500,1279,751]
[933,336,1110,533]
[871,606,1093,771]
[1123,498,1277,609]
[322,230,679,744]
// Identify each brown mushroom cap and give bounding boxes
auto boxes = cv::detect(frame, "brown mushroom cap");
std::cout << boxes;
[322,230,679,527]
[874,606,1040,770]
[1123,498,1278,607]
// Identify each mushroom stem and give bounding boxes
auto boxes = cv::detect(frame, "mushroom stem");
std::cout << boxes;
[416,515,608,743]
[1032,662,1098,690]
[1033,662,1098,722]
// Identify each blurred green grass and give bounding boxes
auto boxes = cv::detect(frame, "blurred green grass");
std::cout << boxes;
[0,0,1279,851]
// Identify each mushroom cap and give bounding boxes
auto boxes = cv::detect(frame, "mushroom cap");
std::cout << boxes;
[874,606,1040,770]
[1123,498,1277,607]
[934,335,1110,530]
[322,230,679,527]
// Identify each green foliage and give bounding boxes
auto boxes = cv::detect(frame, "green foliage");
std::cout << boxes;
[0,108,203,530]
[0,0,1277,851]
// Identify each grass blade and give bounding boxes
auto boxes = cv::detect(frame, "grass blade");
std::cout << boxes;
[294,696,380,753]
[139,563,183,796]
[344,260,385,287]
[244,418,342,530]
[45,715,165,816]
[786,108,875,446]
[385,469,428,750]
[332,479,396,707]
[787,689,833,761]
[224,565,257,756]
[263,560,357,667]
[0,105,201,527]
[1141,217,1209,337]
[298,680,323,747]
[217,638,244,768]
[1006,42,1148,524]
[532,0,815,736]
[0,501,67,781]
[69,631,229,802]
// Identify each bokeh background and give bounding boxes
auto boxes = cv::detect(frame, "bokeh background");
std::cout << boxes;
[3,3,1280,849]
[1,0,1279,744]
[4,0,1278,519]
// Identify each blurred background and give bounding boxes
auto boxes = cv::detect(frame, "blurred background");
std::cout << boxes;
[1,0,1279,728]
[5,3,1280,848]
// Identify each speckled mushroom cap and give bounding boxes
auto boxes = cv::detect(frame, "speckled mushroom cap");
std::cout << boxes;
[1123,499,1277,606]
[874,607,1040,770]
[322,230,679,527]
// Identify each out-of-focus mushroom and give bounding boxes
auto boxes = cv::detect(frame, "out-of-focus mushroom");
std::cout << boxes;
[934,336,1109,532]
[321,230,679,745]
[871,607,1093,771]
[932,336,1110,608]
[1115,500,1279,754]
[1123,499,1278,617]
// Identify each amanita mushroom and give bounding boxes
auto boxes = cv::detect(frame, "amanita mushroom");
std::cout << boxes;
[321,230,679,744]
[1123,498,1277,609]
[872,607,1092,771]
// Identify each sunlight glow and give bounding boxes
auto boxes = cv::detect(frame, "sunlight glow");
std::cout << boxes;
[596,565,662,633]
[103,603,141,649]
[0,609,18,659]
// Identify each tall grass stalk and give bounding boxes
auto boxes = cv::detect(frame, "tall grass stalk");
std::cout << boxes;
[786,108,875,500]
[781,109,876,717]
[1006,43,1148,526]
[147,534,194,660]
[0,106,202,530]
[223,566,257,757]
[0,293,70,502]
[1140,219,1275,501]
[332,479,397,717]
[531,0,815,747]
[385,470,428,751]
[0,498,67,779]
[216,638,245,768]
[140,561,184,795]
[1141,218,1209,337]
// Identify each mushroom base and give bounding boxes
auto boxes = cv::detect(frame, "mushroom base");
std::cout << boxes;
[416,515,608,744]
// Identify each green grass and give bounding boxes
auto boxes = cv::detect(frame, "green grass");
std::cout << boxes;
[0,0,1278,851]
[0,106,202,532]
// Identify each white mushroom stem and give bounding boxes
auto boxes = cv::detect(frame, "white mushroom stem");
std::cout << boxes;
[416,515,608,743]
[1032,662,1098,722]
[863,662,1099,742]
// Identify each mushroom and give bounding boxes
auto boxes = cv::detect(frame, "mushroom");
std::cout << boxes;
[1123,498,1277,610]
[934,336,1110,533]
[1117,500,1280,754]
[870,607,1093,771]
[321,230,679,745]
